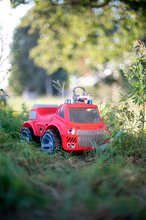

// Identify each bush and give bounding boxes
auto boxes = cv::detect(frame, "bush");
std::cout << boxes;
[101,102,146,157]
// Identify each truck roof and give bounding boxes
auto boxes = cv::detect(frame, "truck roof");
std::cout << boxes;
[32,102,97,109]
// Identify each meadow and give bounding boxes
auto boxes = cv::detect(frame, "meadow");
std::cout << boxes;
[0,96,146,220]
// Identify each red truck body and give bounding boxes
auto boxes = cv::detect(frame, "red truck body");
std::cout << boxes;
[21,87,109,153]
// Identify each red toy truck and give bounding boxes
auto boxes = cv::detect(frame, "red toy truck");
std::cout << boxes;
[20,87,109,153]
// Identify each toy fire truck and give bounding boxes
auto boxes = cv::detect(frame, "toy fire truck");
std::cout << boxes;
[20,87,109,153]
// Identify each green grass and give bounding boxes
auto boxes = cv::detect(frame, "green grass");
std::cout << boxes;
[0,101,146,219]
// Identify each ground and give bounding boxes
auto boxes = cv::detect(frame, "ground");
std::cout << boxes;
[0,98,146,220]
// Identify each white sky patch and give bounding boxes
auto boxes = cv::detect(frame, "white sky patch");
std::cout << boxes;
[104,68,112,76]
[0,0,33,88]
[0,0,32,40]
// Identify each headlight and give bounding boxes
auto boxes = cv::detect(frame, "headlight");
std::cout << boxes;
[68,128,76,135]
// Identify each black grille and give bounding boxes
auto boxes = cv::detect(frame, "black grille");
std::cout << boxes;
[77,129,104,146]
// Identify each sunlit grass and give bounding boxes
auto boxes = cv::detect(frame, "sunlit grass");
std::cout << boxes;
[0,97,146,219]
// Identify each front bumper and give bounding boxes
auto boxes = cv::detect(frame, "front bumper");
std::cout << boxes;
[61,129,109,151]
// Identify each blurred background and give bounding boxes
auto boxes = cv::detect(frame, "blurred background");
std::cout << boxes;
[0,2,146,219]
[0,0,146,108]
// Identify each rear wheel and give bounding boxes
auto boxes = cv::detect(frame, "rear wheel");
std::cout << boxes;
[20,127,33,142]
[41,129,61,154]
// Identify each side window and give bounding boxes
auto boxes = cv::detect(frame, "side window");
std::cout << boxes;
[59,106,64,118]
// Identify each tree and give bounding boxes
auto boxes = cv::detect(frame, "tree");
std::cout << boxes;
[9,24,47,95]
[10,0,111,8]
[9,20,70,95]
[10,0,146,13]
[9,0,146,96]
[19,0,146,75]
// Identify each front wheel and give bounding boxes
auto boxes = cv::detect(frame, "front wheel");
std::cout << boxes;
[20,127,33,142]
[41,129,61,154]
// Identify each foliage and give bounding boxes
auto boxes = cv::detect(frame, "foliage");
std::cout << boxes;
[100,101,146,157]
[0,106,27,135]
[3,0,146,217]
[9,25,47,95]
[10,0,111,8]
[9,24,69,95]
[10,0,146,13]
[9,0,146,96]
[10,0,146,77]
[0,101,146,219]
[124,41,146,106]
[123,41,146,132]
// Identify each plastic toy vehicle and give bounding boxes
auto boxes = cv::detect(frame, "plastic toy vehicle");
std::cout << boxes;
[20,87,110,153]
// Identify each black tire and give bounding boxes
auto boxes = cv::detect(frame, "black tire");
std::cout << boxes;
[20,127,33,142]
[41,129,61,154]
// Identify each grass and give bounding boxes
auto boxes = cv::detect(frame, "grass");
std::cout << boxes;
[0,98,146,219]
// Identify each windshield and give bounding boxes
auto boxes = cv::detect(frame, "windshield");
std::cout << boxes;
[69,107,100,123]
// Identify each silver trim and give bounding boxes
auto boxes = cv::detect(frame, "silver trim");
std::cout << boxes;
[33,104,58,107]
[77,129,103,146]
